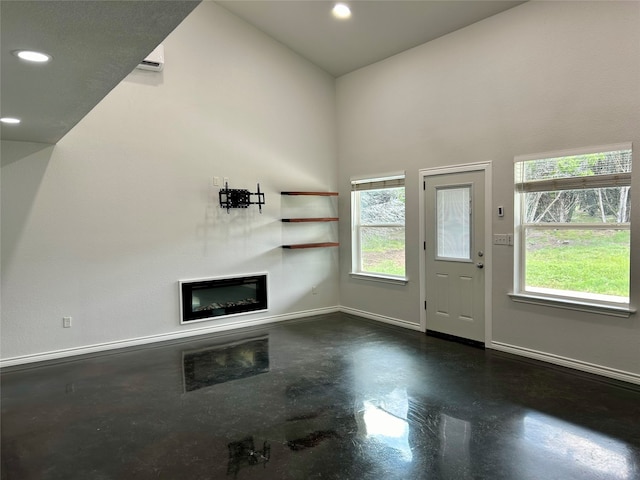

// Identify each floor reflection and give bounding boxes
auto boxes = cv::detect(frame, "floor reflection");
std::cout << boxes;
[357,388,413,462]
[522,412,633,479]
[287,430,339,451]
[182,336,269,392]
[227,436,270,478]
[439,414,471,476]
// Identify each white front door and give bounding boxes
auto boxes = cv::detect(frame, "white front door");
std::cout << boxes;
[424,170,485,343]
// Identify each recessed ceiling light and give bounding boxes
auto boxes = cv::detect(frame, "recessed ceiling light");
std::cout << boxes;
[13,50,52,63]
[1,117,21,124]
[332,3,351,19]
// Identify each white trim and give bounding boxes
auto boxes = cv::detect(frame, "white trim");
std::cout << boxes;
[340,306,422,331]
[178,272,269,284]
[419,162,493,342]
[420,161,492,177]
[349,272,408,285]
[490,341,640,386]
[0,307,339,368]
[350,170,405,183]
[351,189,360,273]
[521,223,629,230]
[358,223,404,228]
[508,292,635,317]
[513,142,632,163]
[4,307,639,388]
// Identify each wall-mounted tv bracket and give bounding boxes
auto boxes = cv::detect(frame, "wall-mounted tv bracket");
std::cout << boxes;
[219,182,265,213]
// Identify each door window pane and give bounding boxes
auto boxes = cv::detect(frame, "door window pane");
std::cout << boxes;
[437,187,471,260]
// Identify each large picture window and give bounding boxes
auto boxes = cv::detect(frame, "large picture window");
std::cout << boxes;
[514,144,632,310]
[351,174,406,280]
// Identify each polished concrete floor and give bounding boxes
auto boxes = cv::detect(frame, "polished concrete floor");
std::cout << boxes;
[2,313,639,480]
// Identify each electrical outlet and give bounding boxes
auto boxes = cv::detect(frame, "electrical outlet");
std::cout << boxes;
[213,176,220,186]
[312,285,318,295]
[63,316,72,328]
[223,177,229,186]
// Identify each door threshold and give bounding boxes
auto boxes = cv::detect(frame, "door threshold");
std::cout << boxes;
[426,330,485,349]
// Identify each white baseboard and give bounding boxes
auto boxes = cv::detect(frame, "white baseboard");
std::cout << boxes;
[340,306,423,332]
[491,341,640,386]
[0,306,340,368]
[4,308,638,388]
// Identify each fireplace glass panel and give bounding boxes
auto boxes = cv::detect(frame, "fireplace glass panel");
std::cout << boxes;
[182,337,269,392]
[180,274,267,323]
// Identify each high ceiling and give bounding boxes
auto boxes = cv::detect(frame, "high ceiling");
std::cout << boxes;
[0,0,201,144]
[217,1,523,77]
[1,0,523,145]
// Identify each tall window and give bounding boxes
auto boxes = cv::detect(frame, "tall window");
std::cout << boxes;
[351,174,406,279]
[514,144,632,307]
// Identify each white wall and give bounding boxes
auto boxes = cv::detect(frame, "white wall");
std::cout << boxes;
[337,1,640,377]
[3,1,639,382]
[1,2,339,361]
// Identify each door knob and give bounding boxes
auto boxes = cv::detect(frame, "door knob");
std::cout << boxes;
[476,262,484,269]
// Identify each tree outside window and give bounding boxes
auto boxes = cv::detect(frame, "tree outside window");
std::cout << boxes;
[515,145,631,305]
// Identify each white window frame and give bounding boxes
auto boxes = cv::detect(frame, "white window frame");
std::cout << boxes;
[510,143,635,317]
[350,173,407,285]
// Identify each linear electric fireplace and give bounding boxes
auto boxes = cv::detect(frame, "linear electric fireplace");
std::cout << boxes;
[179,273,268,324]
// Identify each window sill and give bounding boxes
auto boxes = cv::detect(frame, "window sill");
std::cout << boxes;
[509,292,636,318]
[349,272,408,285]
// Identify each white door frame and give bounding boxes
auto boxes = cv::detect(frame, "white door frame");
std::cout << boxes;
[419,162,492,344]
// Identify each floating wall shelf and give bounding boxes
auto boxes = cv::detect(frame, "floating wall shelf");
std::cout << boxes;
[281,191,339,249]
[282,242,339,249]
[281,191,338,196]
[281,217,338,223]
